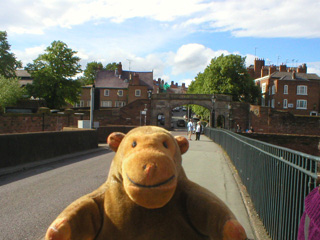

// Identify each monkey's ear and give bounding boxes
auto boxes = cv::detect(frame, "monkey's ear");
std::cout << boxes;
[107,132,125,152]
[174,136,189,155]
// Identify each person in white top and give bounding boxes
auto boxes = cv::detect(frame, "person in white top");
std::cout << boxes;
[187,119,193,140]
[195,121,202,141]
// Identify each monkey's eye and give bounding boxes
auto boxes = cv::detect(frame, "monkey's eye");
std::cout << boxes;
[132,141,137,148]
[163,141,168,149]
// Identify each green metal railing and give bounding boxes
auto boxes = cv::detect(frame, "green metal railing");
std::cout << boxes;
[204,127,320,240]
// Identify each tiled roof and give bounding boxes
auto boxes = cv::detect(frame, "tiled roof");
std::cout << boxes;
[121,70,154,89]
[15,70,32,79]
[95,70,129,88]
[271,72,320,81]
[95,69,154,89]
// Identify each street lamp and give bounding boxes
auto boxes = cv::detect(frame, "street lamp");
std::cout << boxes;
[90,84,95,129]
[144,104,147,125]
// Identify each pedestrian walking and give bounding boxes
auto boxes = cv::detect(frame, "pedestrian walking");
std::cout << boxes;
[187,119,193,140]
[195,121,201,140]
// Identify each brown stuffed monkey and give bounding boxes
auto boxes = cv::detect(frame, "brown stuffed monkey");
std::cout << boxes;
[45,126,247,240]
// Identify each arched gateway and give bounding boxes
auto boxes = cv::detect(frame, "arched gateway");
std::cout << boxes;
[150,93,233,130]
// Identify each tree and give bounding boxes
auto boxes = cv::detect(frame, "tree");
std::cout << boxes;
[79,61,103,86]
[0,75,26,112]
[25,40,82,109]
[0,31,22,78]
[188,54,260,119]
[105,62,118,71]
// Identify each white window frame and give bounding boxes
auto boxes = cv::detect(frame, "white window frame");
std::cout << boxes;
[271,85,276,95]
[261,83,266,93]
[284,85,288,94]
[135,89,141,97]
[117,90,123,97]
[271,99,275,108]
[283,99,288,109]
[101,100,112,107]
[297,85,307,95]
[115,101,126,107]
[104,89,109,96]
[74,100,84,107]
[296,100,307,109]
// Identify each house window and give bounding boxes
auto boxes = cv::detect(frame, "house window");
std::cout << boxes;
[74,100,84,107]
[283,99,288,109]
[104,90,109,96]
[271,85,276,95]
[271,99,275,108]
[296,100,307,109]
[261,96,265,106]
[284,85,288,94]
[297,85,307,95]
[261,83,266,93]
[101,101,112,107]
[135,89,141,97]
[115,101,126,107]
[117,90,123,97]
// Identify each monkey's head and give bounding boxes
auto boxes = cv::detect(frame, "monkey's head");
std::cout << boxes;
[107,126,189,209]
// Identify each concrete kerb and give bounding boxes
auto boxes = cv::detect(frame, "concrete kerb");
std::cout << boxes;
[220,147,272,240]
[0,144,109,177]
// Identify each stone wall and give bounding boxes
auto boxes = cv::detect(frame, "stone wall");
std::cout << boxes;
[0,129,98,168]
[240,133,320,156]
[249,105,320,136]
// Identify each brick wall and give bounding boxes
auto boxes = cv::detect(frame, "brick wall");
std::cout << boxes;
[0,113,88,134]
[250,105,320,136]
[240,133,320,156]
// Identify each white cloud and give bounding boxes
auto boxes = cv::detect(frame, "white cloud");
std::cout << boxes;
[2,0,320,38]
[171,43,231,75]
[307,62,320,76]
[13,45,46,67]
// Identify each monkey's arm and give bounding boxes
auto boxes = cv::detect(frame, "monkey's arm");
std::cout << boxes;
[45,187,105,240]
[184,181,247,240]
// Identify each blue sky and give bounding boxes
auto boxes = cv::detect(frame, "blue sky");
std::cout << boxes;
[1,0,320,86]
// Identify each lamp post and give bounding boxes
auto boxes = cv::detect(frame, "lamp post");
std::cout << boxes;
[144,104,147,126]
[90,84,95,129]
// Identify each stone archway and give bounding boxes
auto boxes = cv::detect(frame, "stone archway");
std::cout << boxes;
[150,93,233,130]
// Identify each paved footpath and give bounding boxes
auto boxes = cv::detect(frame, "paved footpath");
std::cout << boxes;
[172,131,255,239]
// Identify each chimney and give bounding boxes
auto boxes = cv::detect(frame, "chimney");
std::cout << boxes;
[292,71,296,80]
[261,66,268,77]
[297,64,307,73]
[171,81,174,87]
[182,83,185,89]
[158,78,161,85]
[117,62,122,76]
[133,73,139,85]
[279,64,287,72]
[254,58,265,78]
[269,65,276,75]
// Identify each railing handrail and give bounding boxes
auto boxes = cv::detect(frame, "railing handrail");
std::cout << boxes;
[204,127,319,240]
[223,130,320,161]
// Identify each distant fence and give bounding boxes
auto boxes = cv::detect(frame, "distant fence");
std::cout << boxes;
[204,127,320,240]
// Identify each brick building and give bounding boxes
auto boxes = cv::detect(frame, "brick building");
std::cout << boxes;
[249,59,320,116]
[76,62,154,109]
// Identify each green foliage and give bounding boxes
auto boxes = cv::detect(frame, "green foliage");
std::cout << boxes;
[25,40,82,109]
[0,31,22,78]
[187,54,260,119]
[105,62,118,71]
[79,61,103,85]
[0,75,26,112]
